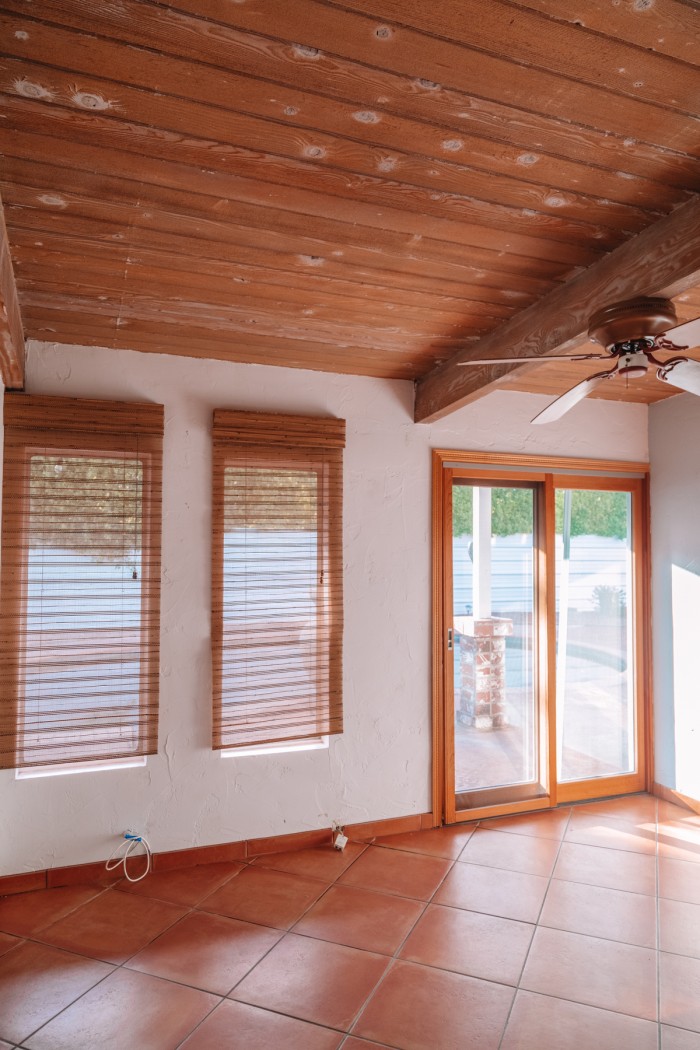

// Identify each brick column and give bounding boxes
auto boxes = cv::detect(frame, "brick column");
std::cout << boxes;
[457,617,513,729]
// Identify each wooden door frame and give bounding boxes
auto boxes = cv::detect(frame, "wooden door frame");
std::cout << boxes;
[430,449,651,827]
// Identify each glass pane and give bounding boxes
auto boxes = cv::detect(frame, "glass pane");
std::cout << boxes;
[21,454,144,762]
[555,488,635,783]
[221,466,322,743]
[452,483,537,794]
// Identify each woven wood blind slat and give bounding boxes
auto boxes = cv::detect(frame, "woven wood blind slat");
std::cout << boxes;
[0,393,163,769]
[212,410,344,750]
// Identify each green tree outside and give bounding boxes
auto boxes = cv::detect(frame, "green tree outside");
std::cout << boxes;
[453,485,628,539]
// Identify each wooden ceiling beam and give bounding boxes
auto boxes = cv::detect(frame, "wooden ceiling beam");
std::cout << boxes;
[0,191,24,389]
[414,196,700,423]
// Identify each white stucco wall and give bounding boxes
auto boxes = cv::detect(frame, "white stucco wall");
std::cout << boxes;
[649,393,700,800]
[1,341,649,875]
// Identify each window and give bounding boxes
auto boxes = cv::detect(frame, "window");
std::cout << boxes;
[0,394,163,770]
[212,410,345,750]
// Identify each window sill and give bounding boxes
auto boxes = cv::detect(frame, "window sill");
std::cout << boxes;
[15,755,148,780]
[221,736,329,758]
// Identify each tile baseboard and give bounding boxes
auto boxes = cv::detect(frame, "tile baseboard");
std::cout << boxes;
[652,781,700,816]
[0,811,432,895]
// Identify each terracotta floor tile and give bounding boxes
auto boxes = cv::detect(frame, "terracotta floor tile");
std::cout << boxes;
[199,866,327,929]
[660,951,700,1032]
[540,879,657,948]
[0,941,112,1046]
[574,794,658,823]
[117,860,244,906]
[479,807,572,840]
[252,842,366,881]
[0,885,104,938]
[661,898,700,959]
[662,1026,700,1049]
[230,932,389,1031]
[38,887,186,964]
[337,845,451,901]
[458,828,560,877]
[521,926,657,1020]
[500,990,658,1050]
[342,1040,385,1049]
[23,967,218,1050]
[293,883,424,955]
[372,823,476,859]
[434,860,548,923]
[660,857,700,906]
[565,810,657,855]
[554,840,657,896]
[0,931,21,957]
[179,999,343,1050]
[352,958,514,1049]
[126,910,281,994]
[659,822,700,864]
[5,794,675,1048]
[399,903,534,985]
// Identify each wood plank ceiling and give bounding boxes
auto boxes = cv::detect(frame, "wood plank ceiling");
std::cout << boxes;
[0,0,699,414]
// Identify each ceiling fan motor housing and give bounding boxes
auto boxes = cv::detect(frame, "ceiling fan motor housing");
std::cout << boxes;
[588,297,677,351]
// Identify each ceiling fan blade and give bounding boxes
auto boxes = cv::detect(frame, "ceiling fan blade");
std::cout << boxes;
[457,353,611,366]
[657,357,700,396]
[531,369,617,424]
[662,315,700,350]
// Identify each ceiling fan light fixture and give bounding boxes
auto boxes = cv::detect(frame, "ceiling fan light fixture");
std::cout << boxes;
[616,351,649,379]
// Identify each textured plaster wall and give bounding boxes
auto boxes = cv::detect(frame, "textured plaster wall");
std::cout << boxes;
[1,342,648,875]
[649,394,700,800]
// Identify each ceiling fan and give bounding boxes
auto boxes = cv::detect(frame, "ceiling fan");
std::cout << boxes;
[457,297,700,424]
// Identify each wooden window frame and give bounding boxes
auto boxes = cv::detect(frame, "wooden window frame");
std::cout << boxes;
[0,394,164,771]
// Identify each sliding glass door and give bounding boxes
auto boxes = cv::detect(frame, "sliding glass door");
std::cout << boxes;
[554,481,644,802]
[449,479,547,815]
[436,455,648,823]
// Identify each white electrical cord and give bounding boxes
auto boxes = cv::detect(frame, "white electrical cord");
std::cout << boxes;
[105,832,152,882]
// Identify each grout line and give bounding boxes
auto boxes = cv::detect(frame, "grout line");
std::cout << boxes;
[171,995,226,1050]
[9,851,277,1046]
[496,805,574,1050]
[5,800,687,1048]
[337,1031,397,1049]
[339,824,480,1040]
[8,951,123,1046]
[5,868,251,1046]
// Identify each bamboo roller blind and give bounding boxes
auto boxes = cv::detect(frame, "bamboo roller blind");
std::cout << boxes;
[212,410,345,749]
[0,394,164,769]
